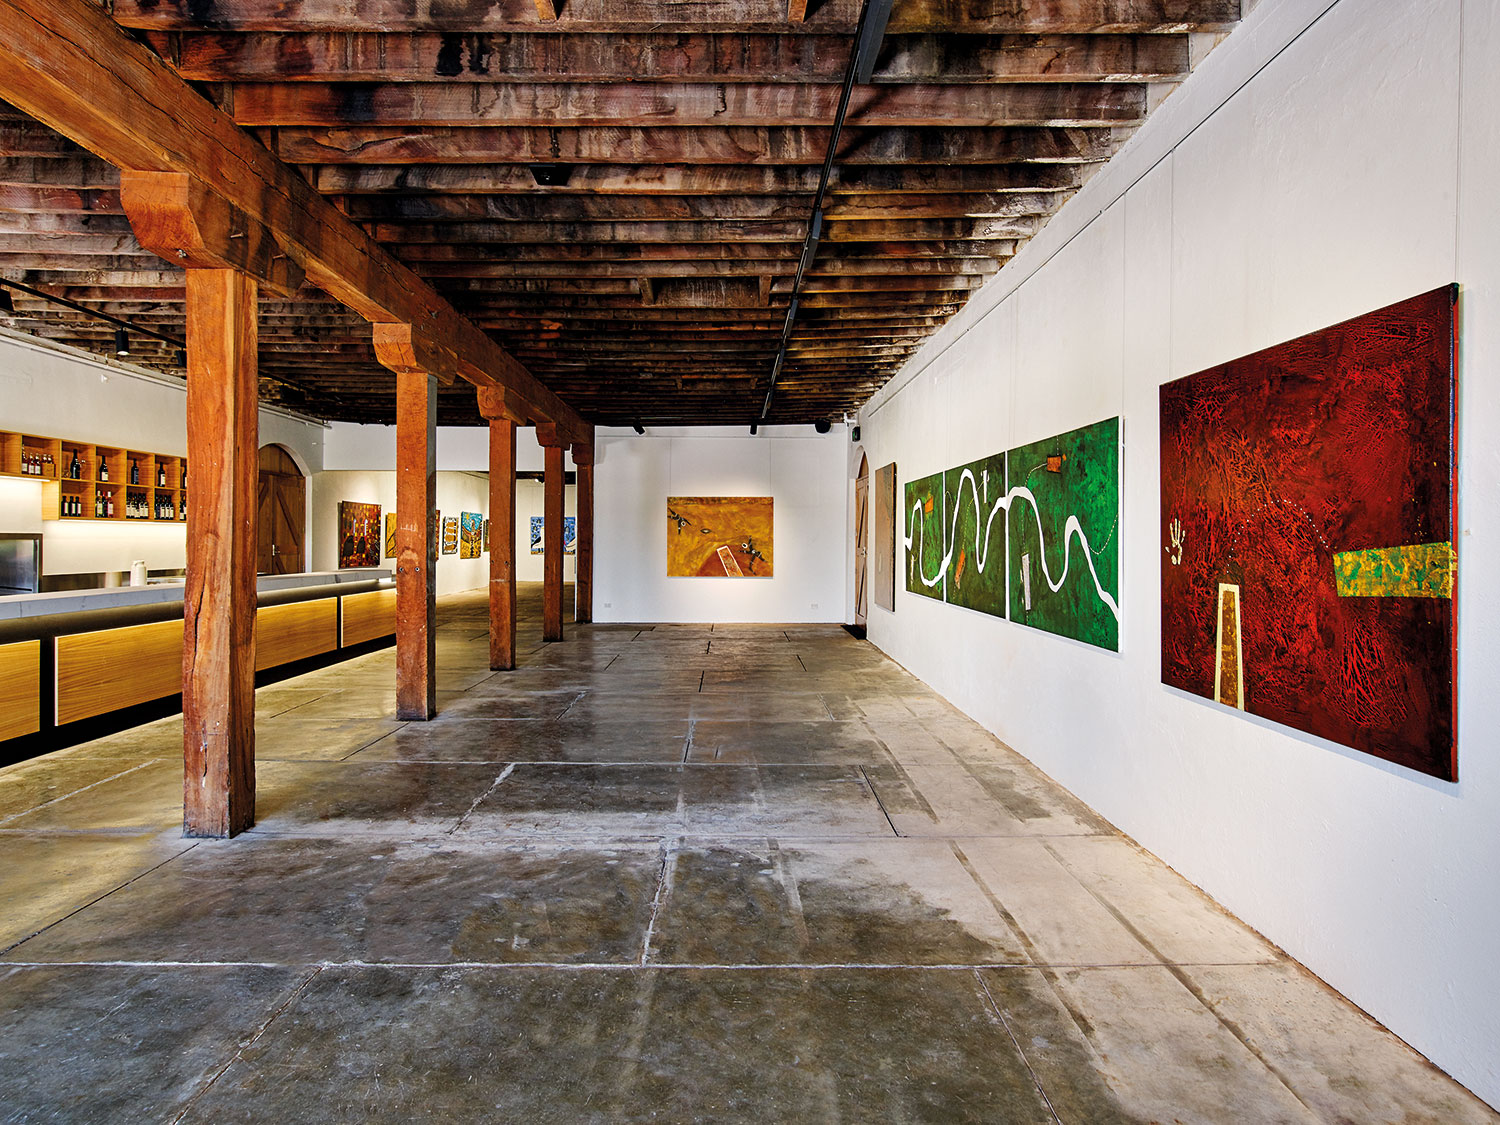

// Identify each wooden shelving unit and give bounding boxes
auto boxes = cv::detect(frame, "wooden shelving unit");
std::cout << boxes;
[0,428,187,523]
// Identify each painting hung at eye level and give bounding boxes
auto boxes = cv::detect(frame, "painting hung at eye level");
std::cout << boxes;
[1160,285,1457,780]
[666,496,773,577]
[459,512,482,559]
[902,454,1007,618]
[441,516,459,555]
[530,516,578,555]
[873,463,897,612]
[482,519,490,552]
[1007,418,1121,651]
[383,513,397,560]
[338,501,381,569]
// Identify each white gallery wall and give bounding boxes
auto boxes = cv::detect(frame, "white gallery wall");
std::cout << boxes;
[319,422,576,587]
[594,425,848,623]
[308,469,493,597]
[857,0,1499,1105]
[0,329,325,577]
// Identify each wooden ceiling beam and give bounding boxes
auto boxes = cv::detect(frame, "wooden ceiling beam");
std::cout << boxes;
[312,161,1084,195]
[0,0,587,439]
[394,238,1014,262]
[226,81,1147,129]
[157,32,1192,85]
[364,217,1032,243]
[275,124,1131,165]
[111,0,1240,35]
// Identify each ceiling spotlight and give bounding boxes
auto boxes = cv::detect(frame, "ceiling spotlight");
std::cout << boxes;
[173,348,188,367]
[0,288,13,314]
[749,423,758,436]
[633,423,645,435]
[528,163,575,187]
[814,419,831,434]
[114,328,130,356]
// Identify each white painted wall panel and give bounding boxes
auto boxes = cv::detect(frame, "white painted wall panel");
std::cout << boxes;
[857,0,1499,1104]
[594,426,846,623]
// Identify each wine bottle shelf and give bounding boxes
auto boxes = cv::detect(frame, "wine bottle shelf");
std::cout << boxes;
[0,429,187,522]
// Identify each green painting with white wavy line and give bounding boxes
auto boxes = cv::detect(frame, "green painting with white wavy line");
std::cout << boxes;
[903,468,948,603]
[944,453,1008,618]
[1006,417,1121,651]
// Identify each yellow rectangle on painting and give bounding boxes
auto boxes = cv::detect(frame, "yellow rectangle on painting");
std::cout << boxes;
[57,619,183,725]
[0,640,41,740]
[341,588,398,647]
[666,496,774,578]
[1333,542,1454,598]
[256,599,338,670]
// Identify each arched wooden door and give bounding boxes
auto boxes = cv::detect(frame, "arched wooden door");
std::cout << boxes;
[257,444,306,574]
[854,453,869,630]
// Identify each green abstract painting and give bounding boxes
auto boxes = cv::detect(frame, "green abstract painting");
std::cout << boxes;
[945,453,1008,618]
[1006,417,1121,650]
[903,468,947,602]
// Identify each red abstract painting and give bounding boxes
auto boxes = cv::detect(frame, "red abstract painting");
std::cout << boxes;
[1160,287,1457,780]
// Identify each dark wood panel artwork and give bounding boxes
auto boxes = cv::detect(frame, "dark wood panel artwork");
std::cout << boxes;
[1160,286,1458,780]
[874,462,897,612]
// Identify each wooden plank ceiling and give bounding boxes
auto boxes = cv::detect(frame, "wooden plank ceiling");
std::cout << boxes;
[0,0,1238,426]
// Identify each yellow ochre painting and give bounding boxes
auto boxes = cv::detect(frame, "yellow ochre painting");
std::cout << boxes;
[667,496,774,578]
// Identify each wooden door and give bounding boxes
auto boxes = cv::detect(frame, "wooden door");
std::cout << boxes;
[257,444,305,574]
[854,454,869,628]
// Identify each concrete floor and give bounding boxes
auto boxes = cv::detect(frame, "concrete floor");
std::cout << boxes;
[0,585,1493,1124]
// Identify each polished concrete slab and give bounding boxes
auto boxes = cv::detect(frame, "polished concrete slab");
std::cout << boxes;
[0,583,1493,1123]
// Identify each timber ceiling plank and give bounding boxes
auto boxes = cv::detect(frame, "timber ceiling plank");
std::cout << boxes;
[0,1,1239,425]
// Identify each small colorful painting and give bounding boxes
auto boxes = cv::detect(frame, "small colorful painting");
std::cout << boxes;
[666,496,773,577]
[441,516,459,555]
[338,501,381,569]
[530,516,578,555]
[431,510,440,561]
[383,512,397,559]
[482,518,490,552]
[459,511,482,559]
[903,468,949,604]
[1160,285,1457,780]
[1007,417,1121,651]
[874,462,897,612]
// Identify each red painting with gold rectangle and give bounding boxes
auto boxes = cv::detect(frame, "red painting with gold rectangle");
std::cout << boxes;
[1160,287,1457,780]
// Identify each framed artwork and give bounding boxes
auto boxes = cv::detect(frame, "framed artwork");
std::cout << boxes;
[431,510,440,561]
[666,496,773,577]
[874,462,897,612]
[530,516,578,555]
[337,501,381,569]
[1160,286,1457,780]
[482,518,490,552]
[903,468,949,604]
[459,511,482,559]
[1007,417,1121,651]
[383,512,397,559]
[441,516,459,555]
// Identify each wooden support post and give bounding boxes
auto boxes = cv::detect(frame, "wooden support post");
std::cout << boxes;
[395,370,437,719]
[543,440,565,642]
[182,269,258,838]
[573,439,594,625]
[488,417,517,669]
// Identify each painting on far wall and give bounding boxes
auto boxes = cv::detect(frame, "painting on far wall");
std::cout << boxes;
[530,516,578,555]
[1007,417,1121,651]
[1160,285,1458,781]
[666,496,773,577]
[873,462,897,612]
[459,512,482,559]
[384,512,397,560]
[441,516,460,555]
[483,519,490,552]
[338,501,381,569]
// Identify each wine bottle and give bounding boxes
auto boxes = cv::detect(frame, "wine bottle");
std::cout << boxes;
[99,457,108,482]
